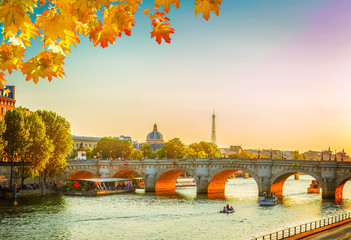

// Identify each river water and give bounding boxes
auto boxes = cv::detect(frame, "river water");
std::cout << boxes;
[1,175,351,240]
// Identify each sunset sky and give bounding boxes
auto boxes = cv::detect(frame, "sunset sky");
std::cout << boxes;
[6,0,351,153]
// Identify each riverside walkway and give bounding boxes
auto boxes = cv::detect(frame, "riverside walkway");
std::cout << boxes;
[253,213,351,240]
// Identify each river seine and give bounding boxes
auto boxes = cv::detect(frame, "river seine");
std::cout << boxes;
[1,175,351,240]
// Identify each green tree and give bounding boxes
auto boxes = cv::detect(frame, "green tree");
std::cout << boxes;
[20,111,53,187]
[189,143,208,158]
[142,144,151,158]
[94,137,117,158]
[229,150,258,159]
[161,138,185,159]
[199,141,219,158]
[85,147,94,159]
[37,110,72,182]
[0,120,6,157]
[184,147,197,159]
[3,107,29,185]
[291,150,308,160]
[94,138,134,159]
[131,149,144,159]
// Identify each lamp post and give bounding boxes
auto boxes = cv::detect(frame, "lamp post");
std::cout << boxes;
[258,148,260,159]
[321,151,323,161]
[334,149,337,161]
[270,148,273,159]
[281,150,283,160]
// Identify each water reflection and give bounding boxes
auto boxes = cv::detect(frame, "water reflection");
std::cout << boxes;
[2,175,351,240]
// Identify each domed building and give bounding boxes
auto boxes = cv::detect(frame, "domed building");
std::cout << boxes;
[145,123,165,152]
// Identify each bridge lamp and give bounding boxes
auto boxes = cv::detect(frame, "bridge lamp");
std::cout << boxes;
[258,148,260,159]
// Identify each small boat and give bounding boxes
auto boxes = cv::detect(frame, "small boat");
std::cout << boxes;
[219,208,235,213]
[176,177,196,187]
[307,180,321,194]
[258,192,278,206]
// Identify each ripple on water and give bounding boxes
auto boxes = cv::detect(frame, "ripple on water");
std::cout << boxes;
[2,176,351,240]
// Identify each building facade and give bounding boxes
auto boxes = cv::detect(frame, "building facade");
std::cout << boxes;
[72,136,101,149]
[145,123,165,152]
[0,85,15,120]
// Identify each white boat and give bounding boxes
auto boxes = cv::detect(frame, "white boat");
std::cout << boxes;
[258,192,278,206]
[176,177,196,187]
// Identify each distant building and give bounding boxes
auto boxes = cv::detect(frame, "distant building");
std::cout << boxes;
[0,85,16,120]
[72,136,101,149]
[114,135,132,142]
[145,123,165,152]
[230,145,242,154]
[302,150,321,160]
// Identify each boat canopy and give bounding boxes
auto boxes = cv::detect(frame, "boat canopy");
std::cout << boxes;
[75,178,131,182]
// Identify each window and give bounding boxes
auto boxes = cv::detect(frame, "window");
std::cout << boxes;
[76,143,78,147]
[1,107,3,114]
[85,144,87,147]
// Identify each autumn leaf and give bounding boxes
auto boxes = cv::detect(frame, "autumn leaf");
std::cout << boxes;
[0,44,25,74]
[143,8,150,15]
[151,19,174,44]
[0,72,6,89]
[154,0,180,13]
[194,0,222,21]
[22,51,65,83]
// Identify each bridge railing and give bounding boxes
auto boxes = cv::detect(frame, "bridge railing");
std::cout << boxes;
[252,212,351,240]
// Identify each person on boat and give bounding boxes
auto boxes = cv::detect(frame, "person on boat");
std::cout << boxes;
[226,204,229,209]
[229,206,233,211]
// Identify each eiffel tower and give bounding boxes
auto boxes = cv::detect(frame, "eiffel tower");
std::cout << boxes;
[211,111,217,145]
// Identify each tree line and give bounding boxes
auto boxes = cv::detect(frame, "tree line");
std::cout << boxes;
[0,107,72,187]
[72,137,220,160]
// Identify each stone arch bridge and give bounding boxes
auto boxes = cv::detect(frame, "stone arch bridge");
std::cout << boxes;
[60,158,351,199]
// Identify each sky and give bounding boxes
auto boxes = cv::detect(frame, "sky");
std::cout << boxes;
[5,0,351,153]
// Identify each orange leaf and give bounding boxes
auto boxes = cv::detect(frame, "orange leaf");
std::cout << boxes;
[194,0,222,21]
[143,8,150,15]
[0,72,6,89]
[151,19,174,44]
[154,0,180,13]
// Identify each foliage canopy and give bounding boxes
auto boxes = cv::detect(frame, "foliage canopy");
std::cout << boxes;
[0,0,222,85]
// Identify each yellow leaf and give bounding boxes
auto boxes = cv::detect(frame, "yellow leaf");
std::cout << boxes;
[154,0,180,13]
[143,8,150,15]
[194,0,221,21]
[62,29,80,48]
[151,19,174,44]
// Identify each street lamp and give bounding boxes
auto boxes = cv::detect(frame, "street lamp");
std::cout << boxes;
[270,148,273,159]
[281,150,283,160]
[258,148,260,159]
[321,150,323,161]
[334,149,337,161]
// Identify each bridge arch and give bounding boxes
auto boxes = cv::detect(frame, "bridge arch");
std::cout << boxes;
[208,168,260,196]
[271,170,325,197]
[335,174,351,200]
[68,170,97,180]
[155,169,196,194]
